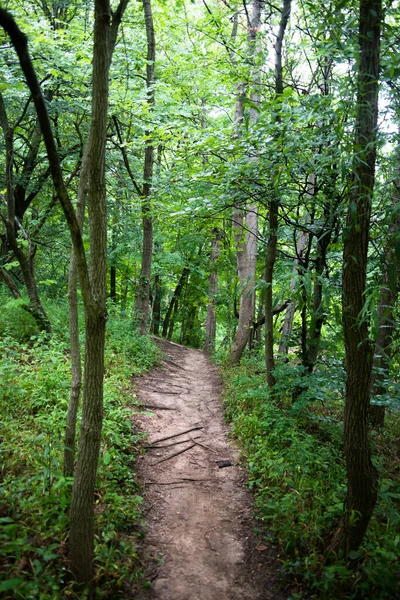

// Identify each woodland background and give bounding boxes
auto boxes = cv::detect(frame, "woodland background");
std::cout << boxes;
[0,0,399,598]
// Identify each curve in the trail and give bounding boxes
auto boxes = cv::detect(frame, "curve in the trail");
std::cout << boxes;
[135,339,285,600]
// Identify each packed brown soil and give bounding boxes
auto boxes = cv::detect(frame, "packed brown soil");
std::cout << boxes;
[134,339,287,600]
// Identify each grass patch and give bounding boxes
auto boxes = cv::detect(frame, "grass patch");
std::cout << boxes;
[222,353,400,600]
[0,303,160,598]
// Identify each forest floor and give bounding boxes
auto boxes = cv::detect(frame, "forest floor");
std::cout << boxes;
[133,339,287,600]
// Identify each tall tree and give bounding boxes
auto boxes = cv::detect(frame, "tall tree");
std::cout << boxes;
[337,0,381,554]
[265,0,291,385]
[370,138,400,428]
[134,0,156,334]
[204,227,223,352]
[0,0,130,587]
[228,0,262,365]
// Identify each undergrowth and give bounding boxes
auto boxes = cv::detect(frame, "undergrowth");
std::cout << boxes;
[222,353,400,600]
[0,300,160,599]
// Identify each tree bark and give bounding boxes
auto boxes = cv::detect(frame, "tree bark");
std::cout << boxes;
[278,229,308,357]
[227,0,262,365]
[204,228,222,352]
[265,0,292,385]
[134,0,155,334]
[162,268,189,338]
[0,92,51,333]
[64,142,90,479]
[151,274,162,335]
[370,155,400,428]
[0,267,21,299]
[0,0,130,587]
[339,0,381,555]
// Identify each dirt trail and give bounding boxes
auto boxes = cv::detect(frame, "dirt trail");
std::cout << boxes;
[135,340,286,600]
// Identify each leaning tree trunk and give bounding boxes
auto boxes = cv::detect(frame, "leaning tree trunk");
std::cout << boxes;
[204,228,222,352]
[134,0,155,334]
[162,267,189,338]
[338,0,381,555]
[0,92,51,333]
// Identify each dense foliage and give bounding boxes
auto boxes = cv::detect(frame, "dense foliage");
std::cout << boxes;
[1,0,400,597]
[0,298,160,598]
[222,352,400,599]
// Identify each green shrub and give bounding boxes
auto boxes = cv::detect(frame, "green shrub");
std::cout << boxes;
[223,354,400,599]
[0,305,160,598]
[0,298,39,341]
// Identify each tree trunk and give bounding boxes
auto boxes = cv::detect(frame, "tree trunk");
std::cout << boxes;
[339,0,381,555]
[265,0,292,385]
[134,0,155,334]
[0,91,51,333]
[204,229,222,352]
[304,198,337,373]
[64,142,90,478]
[278,229,308,357]
[227,0,261,366]
[151,274,162,335]
[228,206,255,364]
[370,155,400,428]
[265,198,278,386]
[0,267,21,299]
[162,267,189,338]
[0,2,130,587]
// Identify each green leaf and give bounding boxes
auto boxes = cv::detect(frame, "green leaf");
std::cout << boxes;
[348,550,362,560]
[0,579,22,592]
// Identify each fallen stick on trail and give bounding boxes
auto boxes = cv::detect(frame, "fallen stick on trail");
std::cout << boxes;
[189,435,217,454]
[147,389,181,395]
[153,442,196,464]
[142,404,177,411]
[145,477,212,485]
[147,435,202,449]
[150,426,203,445]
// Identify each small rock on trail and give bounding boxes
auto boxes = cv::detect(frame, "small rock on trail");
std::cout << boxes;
[134,339,286,600]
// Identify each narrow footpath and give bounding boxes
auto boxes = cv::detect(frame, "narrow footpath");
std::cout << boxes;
[134,339,286,600]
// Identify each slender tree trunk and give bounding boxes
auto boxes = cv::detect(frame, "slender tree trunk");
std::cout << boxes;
[0,267,21,299]
[110,265,116,302]
[134,0,155,334]
[338,0,381,555]
[228,0,261,366]
[278,229,308,357]
[64,144,89,478]
[167,295,180,341]
[0,2,130,587]
[265,0,292,385]
[162,267,189,338]
[0,92,51,333]
[265,198,278,386]
[304,202,336,373]
[151,274,162,335]
[370,155,400,428]
[204,228,222,352]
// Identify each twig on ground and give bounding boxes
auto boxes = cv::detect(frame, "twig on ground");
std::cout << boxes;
[163,358,187,370]
[189,435,217,454]
[150,426,203,445]
[145,389,181,395]
[153,442,196,464]
[146,435,202,449]
[145,478,211,485]
[142,404,177,411]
